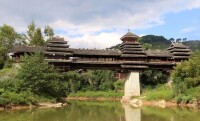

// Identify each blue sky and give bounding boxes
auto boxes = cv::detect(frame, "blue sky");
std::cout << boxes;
[135,8,200,40]
[0,0,200,48]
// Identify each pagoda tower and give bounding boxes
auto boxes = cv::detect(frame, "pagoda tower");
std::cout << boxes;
[120,32,147,69]
[44,37,72,71]
[166,42,191,62]
[120,31,145,102]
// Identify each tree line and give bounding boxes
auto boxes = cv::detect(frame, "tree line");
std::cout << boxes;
[0,21,54,69]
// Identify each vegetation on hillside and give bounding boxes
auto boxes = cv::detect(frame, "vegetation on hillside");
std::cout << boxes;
[171,51,200,103]
[0,53,122,106]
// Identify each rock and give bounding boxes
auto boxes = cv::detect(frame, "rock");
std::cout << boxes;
[166,80,173,88]
[38,102,64,108]
[157,100,166,108]
[130,99,143,107]
[121,96,131,103]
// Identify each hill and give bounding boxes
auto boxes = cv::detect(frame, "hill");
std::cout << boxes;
[110,35,200,51]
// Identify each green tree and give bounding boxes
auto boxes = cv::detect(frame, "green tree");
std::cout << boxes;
[90,70,117,91]
[17,53,69,100]
[30,28,45,46]
[0,24,19,68]
[25,21,45,46]
[63,71,82,93]
[27,21,36,42]
[142,43,152,50]
[172,51,200,96]
[44,26,54,41]
[140,35,170,50]
[140,70,168,88]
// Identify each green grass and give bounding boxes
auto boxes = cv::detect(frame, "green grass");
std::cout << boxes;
[68,91,123,98]
[0,68,17,81]
[185,86,200,99]
[142,85,174,101]
[174,86,200,103]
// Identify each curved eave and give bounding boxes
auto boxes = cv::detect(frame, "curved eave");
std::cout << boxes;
[122,50,146,54]
[121,65,148,69]
[45,59,72,63]
[120,42,141,47]
[173,56,190,59]
[48,40,68,44]
[121,54,147,58]
[148,62,175,66]
[46,47,72,52]
[46,44,69,48]
[120,45,142,49]
[120,48,143,51]
[44,52,73,56]
[147,54,172,58]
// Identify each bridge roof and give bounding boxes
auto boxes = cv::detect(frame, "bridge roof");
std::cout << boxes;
[146,50,172,57]
[120,32,139,40]
[10,46,44,53]
[72,49,121,56]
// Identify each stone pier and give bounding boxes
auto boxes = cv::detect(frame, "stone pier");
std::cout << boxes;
[122,71,140,102]
[123,104,141,121]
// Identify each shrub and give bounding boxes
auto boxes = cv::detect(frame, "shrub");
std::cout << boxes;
[114,80,124,92]
[143,85,173,101]
[172,51,200,96]
[17,53,69,100]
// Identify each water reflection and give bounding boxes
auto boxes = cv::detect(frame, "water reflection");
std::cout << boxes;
[0,101,200,121]
[123,104,141,121]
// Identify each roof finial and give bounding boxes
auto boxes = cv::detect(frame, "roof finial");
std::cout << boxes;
[128,29,130,32]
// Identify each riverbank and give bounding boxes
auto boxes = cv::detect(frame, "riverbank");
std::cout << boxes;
[66,96,200,108]
[123,98,200,108]
[0,102,67,110]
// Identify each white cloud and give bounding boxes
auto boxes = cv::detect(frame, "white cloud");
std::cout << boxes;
[180,27,197,34]
[58,32,121,49]
[0,0,200,48]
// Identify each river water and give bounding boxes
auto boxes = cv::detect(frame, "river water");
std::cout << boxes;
[0,101,200,121]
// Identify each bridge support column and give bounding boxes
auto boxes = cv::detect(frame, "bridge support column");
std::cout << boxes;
[122,71,140,102]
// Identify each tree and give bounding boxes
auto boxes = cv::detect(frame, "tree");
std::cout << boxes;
[140,70,168,88]
[172,51,200,96]
[30,28,45,46]
[17,53,69,100]
[169,38,175,43]
[44,26,54,41]
[0,24,19,68]
[63,71,82,93]
[176,38,181,42]
[142,43,152,50]
[183,38,187,42]
[25,21,45,46]
[141,35,170,50]
[27,21,36,42]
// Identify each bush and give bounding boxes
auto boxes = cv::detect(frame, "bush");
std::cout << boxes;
[172,51,200,96]
[68,91,123,98]
[114,80,124,92]
[143,85,173,101]
[140,70,168,88]
[17,53,69,100]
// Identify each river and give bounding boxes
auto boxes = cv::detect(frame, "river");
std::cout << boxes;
[0,101,200,121]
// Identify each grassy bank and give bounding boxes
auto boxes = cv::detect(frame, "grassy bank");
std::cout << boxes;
[0,68,57,108]
[141,84,200,104]
[68,91,123,99]
[142,85,173,101]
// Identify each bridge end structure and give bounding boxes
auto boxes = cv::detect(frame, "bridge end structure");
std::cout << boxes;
[122,71,140,102]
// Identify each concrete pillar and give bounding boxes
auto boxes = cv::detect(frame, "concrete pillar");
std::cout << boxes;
[122,71,140,101]
[123,104,141,121]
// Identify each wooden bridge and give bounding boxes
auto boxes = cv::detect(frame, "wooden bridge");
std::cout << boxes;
[10,32,191,100]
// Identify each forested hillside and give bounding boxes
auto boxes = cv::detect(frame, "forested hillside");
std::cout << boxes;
[110,35,200,50]
[141,35,200,50]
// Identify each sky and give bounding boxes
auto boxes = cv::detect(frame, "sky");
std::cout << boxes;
[1,0,200,49]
